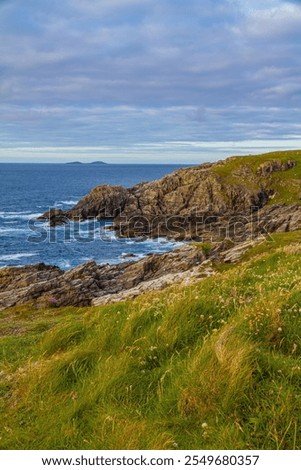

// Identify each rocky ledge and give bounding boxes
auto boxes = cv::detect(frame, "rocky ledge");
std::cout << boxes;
[0,237,270,310]
[0,245,210,309]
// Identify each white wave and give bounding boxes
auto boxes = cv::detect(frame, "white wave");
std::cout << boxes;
[0,211,31,215]
[60,200,78,206]
[0,252,37,261]
[0,211,41,220]
[0,227,29,234]
[131,253,144,259]
[144,238,183,248]
[59,260,72,269]
[19,213,42,220]
[98,229,118,241]
[120,252,139,258]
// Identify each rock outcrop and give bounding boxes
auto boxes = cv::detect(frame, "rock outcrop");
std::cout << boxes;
[0,245,207,310]
[39,186,129,226]
[256,159,296,177]
[39,153,300,241]
[92,261,215,306]
[252,204,301,234]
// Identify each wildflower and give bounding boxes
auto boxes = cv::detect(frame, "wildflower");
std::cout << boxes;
[201,422,208,429]
[70,391,78,401]
[47,297,58,308]
[105,416,114,423]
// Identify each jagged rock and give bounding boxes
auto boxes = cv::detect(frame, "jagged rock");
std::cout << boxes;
[66,185,129,219]
[221,239,262,263]
[92,261,215,306]
[0,245,206,310]
[0,263,63,291]
[40,155,300,241]
[256,159,296,177]
[248,205,301,235]
[40,162,270,233]
[39,186,128,224]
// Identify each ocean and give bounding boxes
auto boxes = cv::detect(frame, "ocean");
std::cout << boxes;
[0,163,188,270]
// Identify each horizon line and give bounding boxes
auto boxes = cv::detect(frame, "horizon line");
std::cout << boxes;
[0,161,197,165]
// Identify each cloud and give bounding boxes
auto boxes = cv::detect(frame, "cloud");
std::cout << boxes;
[0,0,300,161]
[242,2,301,38]
[1,137,301,164]
[70,0,152,16]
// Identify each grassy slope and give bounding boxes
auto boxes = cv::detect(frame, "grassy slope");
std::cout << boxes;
[1,232,301,450]
[212,149,301,205]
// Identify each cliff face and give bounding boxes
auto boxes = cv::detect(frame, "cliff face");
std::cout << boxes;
[40,150,301,240]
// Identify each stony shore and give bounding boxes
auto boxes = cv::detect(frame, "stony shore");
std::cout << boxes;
[1,151,301,310]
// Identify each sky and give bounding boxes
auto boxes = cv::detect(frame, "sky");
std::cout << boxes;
[0,0,300,163]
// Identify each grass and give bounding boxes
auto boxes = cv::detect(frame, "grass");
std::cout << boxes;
[1,231,301,449]
[212,149,301,205]
[191,241,212,255]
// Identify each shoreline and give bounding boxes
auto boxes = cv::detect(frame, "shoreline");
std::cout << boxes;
[1,150,301,309]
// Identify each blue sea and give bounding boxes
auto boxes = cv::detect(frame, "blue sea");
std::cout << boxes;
[0,163,188,270]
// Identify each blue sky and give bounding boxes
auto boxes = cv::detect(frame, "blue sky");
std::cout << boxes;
[0,0,300,163]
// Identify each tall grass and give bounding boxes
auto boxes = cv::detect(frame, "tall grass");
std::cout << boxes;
[1,235,301,449]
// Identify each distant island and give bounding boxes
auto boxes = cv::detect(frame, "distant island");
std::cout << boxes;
[66,161,108,165]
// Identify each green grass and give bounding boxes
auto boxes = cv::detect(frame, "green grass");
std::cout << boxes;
[1,232,301,449]
[191,242,212,255]
[212,149,301,205]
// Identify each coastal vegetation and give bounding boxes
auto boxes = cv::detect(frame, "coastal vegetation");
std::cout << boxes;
[1,231,301,449]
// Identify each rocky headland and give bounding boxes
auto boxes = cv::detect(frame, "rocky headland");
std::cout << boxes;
[40,151,301,240]
[1,150,301,310]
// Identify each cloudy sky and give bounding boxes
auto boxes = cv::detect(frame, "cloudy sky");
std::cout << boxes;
[0,0,300,163]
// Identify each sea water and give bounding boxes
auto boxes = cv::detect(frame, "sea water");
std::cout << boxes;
[0,163,188,269]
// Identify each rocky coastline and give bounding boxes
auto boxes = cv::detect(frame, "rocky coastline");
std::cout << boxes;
[38,155,301,241]
[0,244,208,309]
[1,151,301,310]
